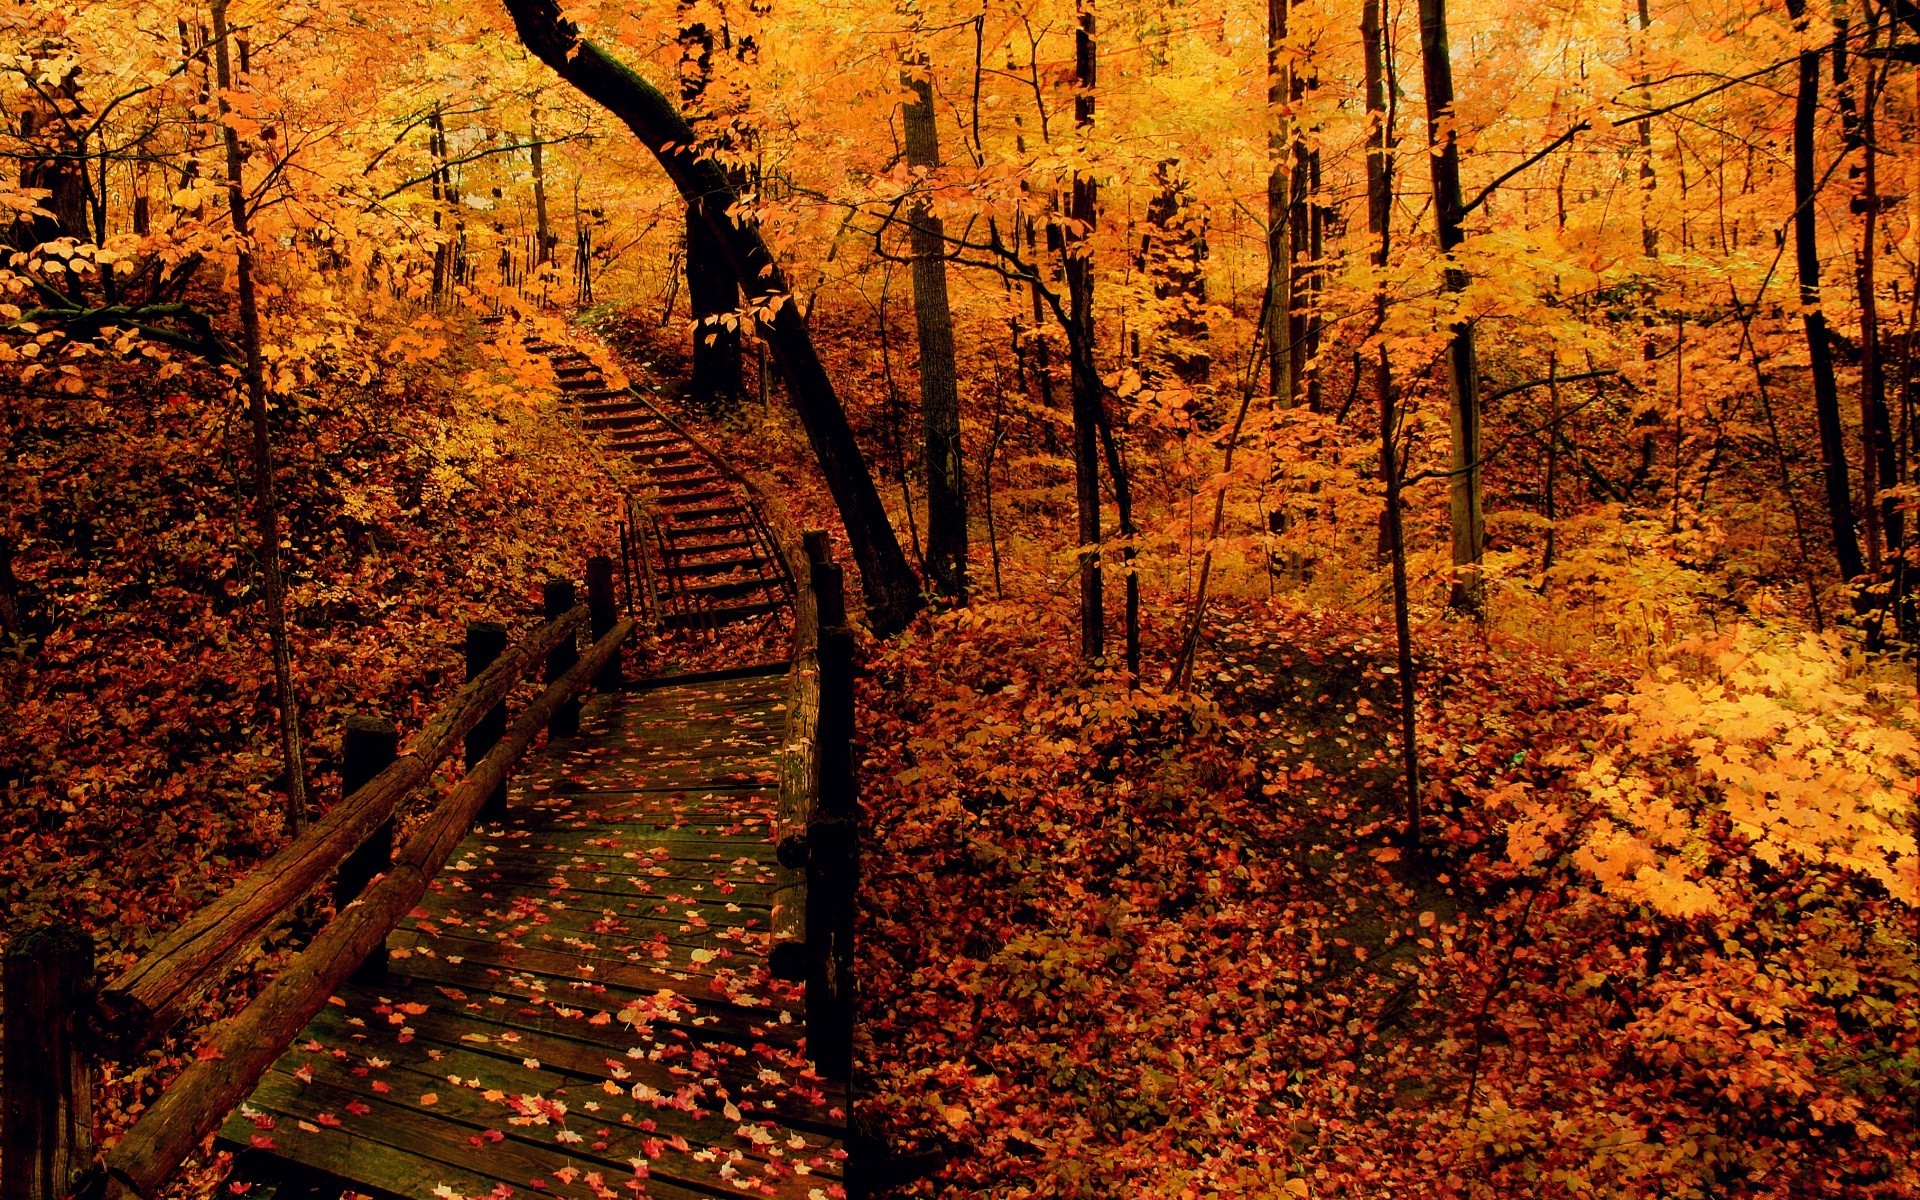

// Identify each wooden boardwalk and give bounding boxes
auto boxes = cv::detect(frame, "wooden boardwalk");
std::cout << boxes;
[218,670,846,1200]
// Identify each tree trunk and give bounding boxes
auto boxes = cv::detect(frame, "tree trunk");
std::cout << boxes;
[1366,0,1421,848]
[1266,0,1295,407]
[1067,0,1103,659]
[531,105,553,267]
[1840,20,1900,580]
[679,6,744,410]
[1634,0,1658,257]
[902,63,968,605]
[1788,0,1865,585]
[686,211,745,408]
[1416,0,1486,611]
[211,0,310,828]
[14,55,89,247]
[501,0,923,635]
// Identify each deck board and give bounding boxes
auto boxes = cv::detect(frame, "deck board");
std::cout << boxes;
[219,674,843,1200]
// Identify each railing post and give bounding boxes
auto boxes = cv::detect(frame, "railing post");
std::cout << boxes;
[803,540,857,1083]
[465,621,510,822]
[333,715,399,984]
[587,555,620,691]
[544,578,580,739]
[2,924,94,1200]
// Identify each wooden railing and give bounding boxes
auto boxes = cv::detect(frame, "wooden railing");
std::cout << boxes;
[767,531,858,1083]
[1,558,634,1200]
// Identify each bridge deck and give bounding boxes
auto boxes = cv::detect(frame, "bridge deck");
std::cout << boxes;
[219,673,845,1200]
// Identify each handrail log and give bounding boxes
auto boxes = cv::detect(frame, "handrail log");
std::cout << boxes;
[78,616,635,1200]
[97,606,588,1048]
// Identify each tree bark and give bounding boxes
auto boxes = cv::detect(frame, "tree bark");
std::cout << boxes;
[531,104,553,266]
[1067,0,1103,659]
[211,0,310,828]
[902,63,968,605]
[1840,20,1900,579]
[679,5,745,410]
[1366,0,1421,848]
[500,0,923,635]
[1788,0,1865,585]
[1416,0,1486,611]
[1266,0,1296,407]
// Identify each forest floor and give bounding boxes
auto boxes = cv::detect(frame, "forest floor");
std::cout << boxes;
[586,308,1919,1200]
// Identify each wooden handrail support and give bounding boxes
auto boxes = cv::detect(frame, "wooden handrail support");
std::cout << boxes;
[95,606,589,1048]
[75,617,637,1200]
[767,531,857,1083]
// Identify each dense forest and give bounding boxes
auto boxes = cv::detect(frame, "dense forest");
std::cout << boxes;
[2,0,1918,1196]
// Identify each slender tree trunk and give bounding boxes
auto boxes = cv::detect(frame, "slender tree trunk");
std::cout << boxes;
[1266,0,1295,407]
[428,107,449,302]
[1543,361,1560,574]
[1416,0,1485,611]
[1788,0,1865,585]
[531,105,553,267]
[902,62,968,605]
[502,0,923,634]
[1367,0,1421,848]
[1304,145,1325,411]
[679,5,744,409]
[1634,0,1658,257]
[1067,0,1104,659]
[1841,19,1900,582]
[211,0,310,829]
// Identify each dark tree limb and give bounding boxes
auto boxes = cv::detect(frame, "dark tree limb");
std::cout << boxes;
[499,0,922,635]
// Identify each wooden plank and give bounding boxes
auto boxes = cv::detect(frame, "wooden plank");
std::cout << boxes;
[383,928,766,1007]
[282,1014,841,1177]
[381,955,800,1048]
[240,1057,832,1200]
[230,1073,740,1200]
[292,1002,835,1137]
[216,1116,507,1200]
[347,973,805,1061]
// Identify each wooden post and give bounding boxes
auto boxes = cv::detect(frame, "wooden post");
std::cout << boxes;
[3,924,94,1200]
[545,579,580,738]
[805,548,857,1082]
[586,555,620,691]
[465,621,510,822]
[333,715,398,984]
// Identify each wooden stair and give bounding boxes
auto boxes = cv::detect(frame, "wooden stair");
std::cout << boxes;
[516,329,794,639]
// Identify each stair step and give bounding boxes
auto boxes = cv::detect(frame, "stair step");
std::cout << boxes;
[660,556,770,578]
[679,577,777,602]
[613,441,690,457]
[661,504,745,522]
[609,433,685,449]
[663,519,753,537]
[651,475,728,492]
[574,399,651,416]
[662,600,784,631]
[653,491,733,510]
[659,536,756,555]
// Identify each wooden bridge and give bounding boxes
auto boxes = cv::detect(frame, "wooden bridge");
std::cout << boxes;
[0,325,862,1200]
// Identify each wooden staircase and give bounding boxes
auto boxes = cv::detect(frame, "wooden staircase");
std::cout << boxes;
[521,334,794,638]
